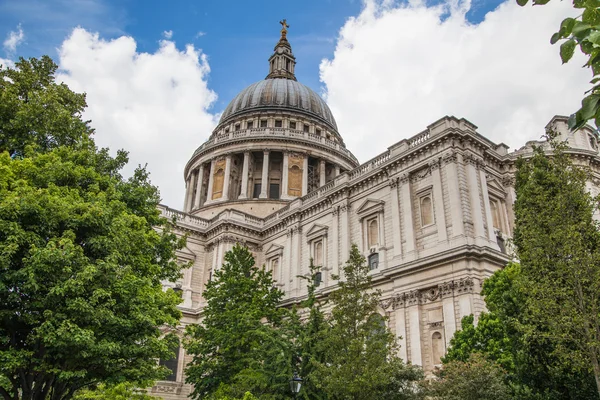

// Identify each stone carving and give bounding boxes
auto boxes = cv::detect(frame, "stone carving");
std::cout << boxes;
[442,150,458,164]
[429,158,441,171]
[382,277,477,310]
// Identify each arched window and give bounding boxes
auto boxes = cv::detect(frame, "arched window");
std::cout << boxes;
[271,258,279,282]
[288,164,302,197]
[368,218,379,248]
[491,199,501,230]
[431,332,444,365]
[212,168,225,199]
[159,343,180,382]
[314,241,323,266]
[368,252,379,270]
[420,195,434,226]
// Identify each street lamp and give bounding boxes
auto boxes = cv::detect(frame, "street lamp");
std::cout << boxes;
[289,373,302,398]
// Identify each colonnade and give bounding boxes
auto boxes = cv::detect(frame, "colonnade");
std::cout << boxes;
[183,150,343,212]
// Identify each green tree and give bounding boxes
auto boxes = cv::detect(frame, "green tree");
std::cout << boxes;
[312,244,423,400]
[517,0,600,130]
[0,56,93,157]
[296,260,328,400]
[513,137,600,397]
[428,353,510,400]
[72,383,157,400]
[0,56,185,400]
[184,244,294,400]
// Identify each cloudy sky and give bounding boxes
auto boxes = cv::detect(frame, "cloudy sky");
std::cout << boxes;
[0,0,591,209]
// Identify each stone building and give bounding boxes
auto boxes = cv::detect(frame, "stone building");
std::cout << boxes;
[150,23,600,398]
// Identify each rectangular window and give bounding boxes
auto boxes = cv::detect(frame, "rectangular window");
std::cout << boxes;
[234,123,240,131]
[275,120,282,128]
[225,127,230,133]
[159,344,180,382]
[260,120,268,128]
[247,121,254,129]
[368,253,379,270]
[289,121,297,129]
[316,128,321,136]
[314,271,322,287]
[303,124,310,133]
[253,183,261,198]
[269,183,280,199]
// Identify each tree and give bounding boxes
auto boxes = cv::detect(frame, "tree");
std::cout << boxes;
[311,244,423,400]
[517,0,600,130]
[295,260,328,400]
[184,244,295,400]
[0,56,93,157]
[427,353,510,400]
[72,383,157,400]
[513,137,600,397]
[0,57,185,400]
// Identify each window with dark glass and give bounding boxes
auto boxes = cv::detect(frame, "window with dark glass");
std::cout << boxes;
[303,124,310,133]
[159,344,180,382]
[253,183,261,198]
[260,120,268,128]
[234,123,240,131]
[289,121,297,129]
[269,183,280,199]
[314,271,322,287]
[275,120,282,128]
[368,253,379,270]
[247,121,254,129]
[316,128,321,135]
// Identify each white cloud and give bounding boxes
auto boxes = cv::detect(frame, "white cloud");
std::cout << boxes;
[320,0,592,161]
[57,28,218,208]
[0,57,14,68]
[195,31,206,38]
[163,30,173,39]
[3,24,24,54]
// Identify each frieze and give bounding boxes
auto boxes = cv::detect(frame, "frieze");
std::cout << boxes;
[410,167,431,183]
[378,277,478,310]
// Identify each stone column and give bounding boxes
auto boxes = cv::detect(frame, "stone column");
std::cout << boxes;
[281,152,289,199]
[319,159,326,186]
[430,159,448,242]
[441,282,457,348]
[479,166,496,242]
[334,165,341,177]
[339,203,350,266]
[465,154,485,238]
[183,176,191,212]
[222,154,232,201]
[259,150,270,199]
[331,206,340,276]
[389,177,402,258]
[185,172,197,212]
[206,159,216,203]
[443,151,464,237]
[395,305,408,362]
[239,152,250,200]
[407,291,423,366]
[193,164,205,209]
[302,155,309,196]
[399,173,415,255]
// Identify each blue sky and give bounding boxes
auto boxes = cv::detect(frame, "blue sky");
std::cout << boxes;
[0,0,589,208]
[0,0,504,113]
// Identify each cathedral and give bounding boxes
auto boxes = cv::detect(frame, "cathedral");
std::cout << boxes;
[150,22,600,398]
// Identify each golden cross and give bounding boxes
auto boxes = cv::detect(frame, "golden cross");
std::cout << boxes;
[279,19,289,34]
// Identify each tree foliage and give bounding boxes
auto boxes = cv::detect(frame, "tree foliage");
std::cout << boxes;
[428,353,510,400]
[311,244,423,400]
[0,56,93,157]
[71,383,157,400]
[0,57,185,400]
[184,244,295,400]
[517,0,600,130]
[513,137,600,396]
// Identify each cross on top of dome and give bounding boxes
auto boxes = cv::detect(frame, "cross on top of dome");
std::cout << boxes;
[266,20,296,81]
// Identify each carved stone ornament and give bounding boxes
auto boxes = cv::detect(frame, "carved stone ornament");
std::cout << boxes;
[389,176,400,188]
[501,175,515,187]
[442,150,458,164]
[463,153,482,167]
[399,173,410,185]
[151,382,183,394]
[384,277,477,310]
[332,206,339,216]
[410,167,431,183]
[429,158,441,171]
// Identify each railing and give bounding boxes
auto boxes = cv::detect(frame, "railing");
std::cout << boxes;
[191,127,358,163]
[409,130,430,148]
[349,150,391,180]
[159,205,210,228]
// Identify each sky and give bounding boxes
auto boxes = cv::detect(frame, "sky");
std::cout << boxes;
[0,0,592,209]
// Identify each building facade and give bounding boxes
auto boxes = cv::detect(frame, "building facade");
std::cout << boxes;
[150,23,600,399]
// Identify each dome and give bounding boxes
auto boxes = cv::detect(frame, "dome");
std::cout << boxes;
[219,79,338,131]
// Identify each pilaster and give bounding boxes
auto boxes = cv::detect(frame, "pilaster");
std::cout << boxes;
[442,151,465,238]
[399,173,416,256]
[464,154,485,239]
[430,159,448,243]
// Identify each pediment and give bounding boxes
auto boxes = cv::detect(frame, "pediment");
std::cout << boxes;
[265,243,284,256]
[306,223,328,241]
[356,198,385,218]
[487,177,506,197]
[176,245,196,263]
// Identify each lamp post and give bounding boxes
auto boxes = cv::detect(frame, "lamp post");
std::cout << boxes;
[289,373,302,399]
